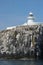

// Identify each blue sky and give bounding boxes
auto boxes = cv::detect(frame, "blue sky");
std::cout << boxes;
[0,0,43,30]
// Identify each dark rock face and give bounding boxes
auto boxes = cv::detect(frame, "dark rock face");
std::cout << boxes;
[0,25,43,59]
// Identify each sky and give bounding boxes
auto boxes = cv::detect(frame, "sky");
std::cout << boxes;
[0,0,43,30]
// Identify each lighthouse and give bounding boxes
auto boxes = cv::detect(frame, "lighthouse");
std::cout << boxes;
[23,12,37,25]
[7,12,42,30]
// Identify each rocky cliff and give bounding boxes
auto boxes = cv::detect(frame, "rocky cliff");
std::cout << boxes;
[0,25,43,59]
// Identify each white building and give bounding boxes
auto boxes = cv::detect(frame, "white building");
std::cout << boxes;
[7,12,43,30]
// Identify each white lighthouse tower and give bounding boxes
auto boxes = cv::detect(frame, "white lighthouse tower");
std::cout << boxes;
[23,12,37,25]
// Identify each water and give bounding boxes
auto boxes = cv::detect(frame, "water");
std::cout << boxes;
[0,60,43,65]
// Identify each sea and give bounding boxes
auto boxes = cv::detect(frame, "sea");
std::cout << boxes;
[0,60,43,65]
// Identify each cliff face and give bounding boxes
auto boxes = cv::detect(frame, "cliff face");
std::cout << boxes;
[0,25,43,58]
